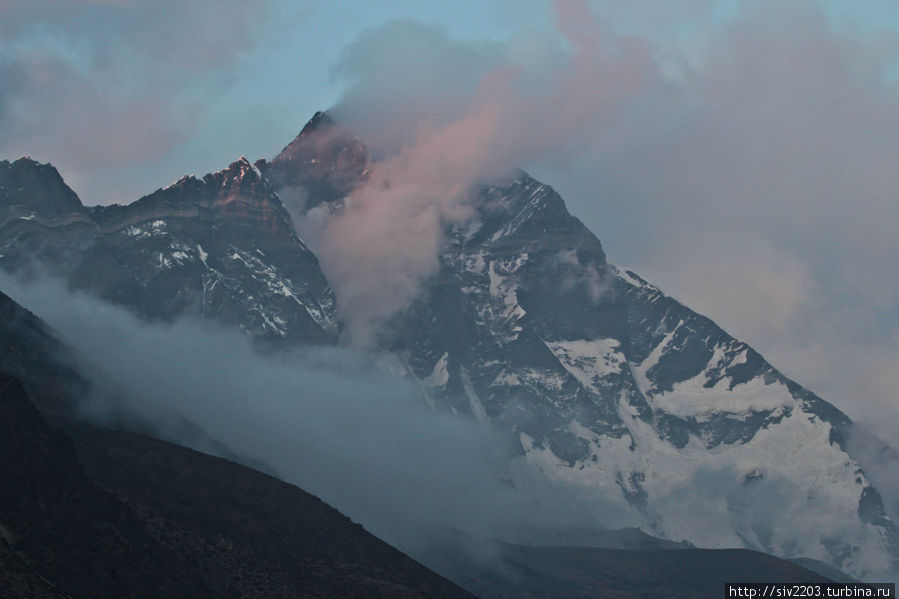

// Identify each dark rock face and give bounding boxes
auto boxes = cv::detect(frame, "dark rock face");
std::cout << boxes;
[0,159,99,276]
[0,157,337,345]
[373,172,897,576]
[384,175,630,439]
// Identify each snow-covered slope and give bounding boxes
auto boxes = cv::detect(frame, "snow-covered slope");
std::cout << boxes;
[374,172,898,577]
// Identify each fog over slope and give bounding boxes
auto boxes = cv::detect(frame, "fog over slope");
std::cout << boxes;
[0,274,602,556]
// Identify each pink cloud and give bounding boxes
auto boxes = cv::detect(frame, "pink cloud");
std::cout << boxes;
[318,0,659,346]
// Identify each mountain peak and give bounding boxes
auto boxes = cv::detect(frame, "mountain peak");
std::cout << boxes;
[162,173,202,192]
[204,156,269,190]
[0,156,86,217]
[263,111,369,210]
[130,156,279,220]
[298,110,335,137]
[234,155,263,178]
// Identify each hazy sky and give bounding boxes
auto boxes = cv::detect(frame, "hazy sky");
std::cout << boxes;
[1,0,897,439]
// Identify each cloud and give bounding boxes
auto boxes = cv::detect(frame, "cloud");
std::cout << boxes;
[557,249,610,303]
[1,54,186,167]
[305,0,899,475]
[508,1,899,449]
[642,232,815,344]
[569,1,899,442]
[328,19,504,157]
[315,0,661,346]
[0,0,273,202]
[0,273,600,558]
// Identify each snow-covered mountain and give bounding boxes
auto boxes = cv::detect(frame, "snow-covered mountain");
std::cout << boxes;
[382,173,898,577]
[1,114,896,577]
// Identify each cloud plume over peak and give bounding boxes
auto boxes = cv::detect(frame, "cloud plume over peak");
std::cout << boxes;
[315,0,661,346]
[287,0,899,445]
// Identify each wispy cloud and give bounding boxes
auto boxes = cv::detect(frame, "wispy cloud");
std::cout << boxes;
[312,0,899,442]
[0,273,600,557]
[316,0,660,345]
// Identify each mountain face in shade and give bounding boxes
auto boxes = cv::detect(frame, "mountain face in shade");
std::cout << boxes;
[0,157,88,219]
[0,157,336,345]
[0,112,896,579]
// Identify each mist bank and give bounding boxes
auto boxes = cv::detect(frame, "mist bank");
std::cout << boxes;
[0,273,602,557]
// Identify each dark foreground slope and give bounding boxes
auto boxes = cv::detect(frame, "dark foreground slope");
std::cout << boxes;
[70,425,474,599]
[0,373,473,598]
[426,533,832,599]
